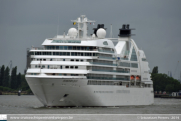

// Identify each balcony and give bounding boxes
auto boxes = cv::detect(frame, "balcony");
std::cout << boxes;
[87,76,130,81]
[91,69,129,73]
[99,56,116,60]
[98,50,114,53]
[121,57,129,60]
[51,40,81,43]
[89,62,117,66]
[31,47,45,50]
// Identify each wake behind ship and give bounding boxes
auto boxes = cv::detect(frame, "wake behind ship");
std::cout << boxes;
[25,15,154,106]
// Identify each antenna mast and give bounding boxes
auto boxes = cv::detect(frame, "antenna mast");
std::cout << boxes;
[57,16,60,37]
[71,15,95,39]
[110,24,112,38]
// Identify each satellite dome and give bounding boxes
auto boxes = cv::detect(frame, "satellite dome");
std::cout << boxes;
[68,28,77,37]
[97,28,106,39]
[92,34,96,38]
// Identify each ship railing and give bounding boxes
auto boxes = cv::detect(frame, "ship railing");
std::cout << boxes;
[45,48,98,51]
[89,62,117,66]
[31,47,45,50]
[91,69,129,73]
[87,76,130,81]
[98,50,114,53]
[99,56,116,60]
[51,40,81,43]
[121,57,129,60]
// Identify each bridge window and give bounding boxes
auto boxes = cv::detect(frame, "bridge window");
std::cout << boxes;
[130,48,137,61]
[131,63,138,68]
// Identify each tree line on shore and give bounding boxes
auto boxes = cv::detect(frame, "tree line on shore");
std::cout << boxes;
[0,65,31,93]
[0,64,181,94]
[151,66,181,93]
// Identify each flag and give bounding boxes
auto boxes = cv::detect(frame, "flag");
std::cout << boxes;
[73,22,76,25]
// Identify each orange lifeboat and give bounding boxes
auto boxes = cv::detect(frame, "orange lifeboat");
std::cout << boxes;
[130,75,135,80]
[136,76,140,80]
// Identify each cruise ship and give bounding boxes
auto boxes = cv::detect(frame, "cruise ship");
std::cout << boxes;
[25,15,154,106]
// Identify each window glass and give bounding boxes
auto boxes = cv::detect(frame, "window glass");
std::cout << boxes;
[73,46,76,50]
[64,46,68,50]
[81,47,84,50]
[65,66,69,68]
[130,48,137,61]
[68,46,72,50]
[75,66,78,69]
[142,58,147,61]
[120,62,130,67]
[60,46,63,50]
[63,52,66,55]
[131,63,138,68]
[67,52,70,56]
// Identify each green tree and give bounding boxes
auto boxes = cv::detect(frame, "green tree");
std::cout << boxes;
[0,65,5,86]
[3,67,10,87]
[152,72,181,92]
[152,66,158,74]
[21,74,30,90]
[165,84,174,93]
[10,66,17,89]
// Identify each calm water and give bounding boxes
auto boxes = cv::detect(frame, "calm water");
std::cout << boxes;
[0,95,181,114]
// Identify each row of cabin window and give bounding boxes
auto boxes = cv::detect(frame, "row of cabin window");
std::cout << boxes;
[32,52,98,56]
[34,58,84,62]
[35,65,78,69]
[119,62,138,68]
[45,46,96,50]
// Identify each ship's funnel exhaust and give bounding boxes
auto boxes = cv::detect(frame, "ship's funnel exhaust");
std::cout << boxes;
[118,24,135,56]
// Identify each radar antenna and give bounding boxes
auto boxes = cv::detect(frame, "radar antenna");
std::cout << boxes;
[71,15,95,39]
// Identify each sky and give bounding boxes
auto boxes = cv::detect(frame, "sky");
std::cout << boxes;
[0,0,181,79]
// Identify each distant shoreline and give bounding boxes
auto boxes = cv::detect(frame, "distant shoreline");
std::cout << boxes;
[0,91,33,95]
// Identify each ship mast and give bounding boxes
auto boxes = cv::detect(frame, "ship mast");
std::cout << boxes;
[71,15,95,39]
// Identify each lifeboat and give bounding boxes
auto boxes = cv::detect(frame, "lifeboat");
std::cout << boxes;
[136,76,140,80]
[130,75,135,80]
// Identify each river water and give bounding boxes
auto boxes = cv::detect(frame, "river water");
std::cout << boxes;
[0,95,181,114]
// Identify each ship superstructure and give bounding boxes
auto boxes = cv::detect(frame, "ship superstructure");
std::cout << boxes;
[25,15,154,106]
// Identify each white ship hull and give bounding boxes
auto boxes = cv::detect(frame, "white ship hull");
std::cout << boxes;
[26,76,154,106]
